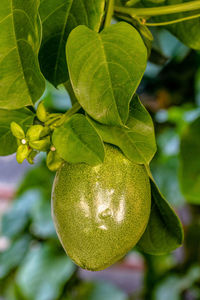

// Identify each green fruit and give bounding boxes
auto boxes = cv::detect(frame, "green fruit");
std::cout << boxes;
[52,144,151,271]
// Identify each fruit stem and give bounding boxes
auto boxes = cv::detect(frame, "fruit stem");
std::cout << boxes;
[104,0,115,28]
[145,12,200,26]
[55,102,81,127]
[114,1,200,17]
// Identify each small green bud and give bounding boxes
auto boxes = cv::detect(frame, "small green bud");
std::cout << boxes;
[16,145,29,164]
[37,102,47,122]
[29,136,50,151]
[10,122,25,139]
[40,126,51,138]
[17,139,21,146]
[27,150,38,164]
[26,125,44,141]
[50,146,56,152]
[47,150,63,172]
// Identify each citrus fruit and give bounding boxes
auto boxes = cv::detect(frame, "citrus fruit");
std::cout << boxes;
[52,144,151,271]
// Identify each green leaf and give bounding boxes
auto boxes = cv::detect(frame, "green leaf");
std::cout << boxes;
[0,235,31,279]
[52,114,105,165]
[16,243,76,300]
[16,160,54,198]
[0,0,45,109]
[30,194,56,239]
[1,189,41,238]
[179,117,200,204]
[66,22,147,126]
[0,108,34,156]
[88,95,156,164]
[65,282,128,300]
[39,0,105,86]
[153,266,200,300]
[140,0,200,50]
[137,178,184,255]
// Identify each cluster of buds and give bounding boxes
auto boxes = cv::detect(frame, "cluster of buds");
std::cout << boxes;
[10,102,63,171]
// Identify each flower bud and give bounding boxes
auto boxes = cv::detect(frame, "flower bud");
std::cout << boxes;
[29,136,50,151]
[40,126,51,138]
[26,125,44,141]
[10,122,25,139]
[37,101,47,122]
[27,150,38,164]
[47,150,62,171]
[16,145,29,164]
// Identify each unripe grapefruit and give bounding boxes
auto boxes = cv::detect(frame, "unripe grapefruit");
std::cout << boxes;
[52,144,151,271]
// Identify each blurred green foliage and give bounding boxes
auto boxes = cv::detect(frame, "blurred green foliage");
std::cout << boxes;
[1,29,200,300]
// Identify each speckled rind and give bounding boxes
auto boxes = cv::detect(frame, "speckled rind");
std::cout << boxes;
[52,144,151,271]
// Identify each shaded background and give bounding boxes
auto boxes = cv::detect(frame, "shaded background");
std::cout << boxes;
[0,29,200,300]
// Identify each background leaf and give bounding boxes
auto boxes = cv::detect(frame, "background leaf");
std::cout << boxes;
[66,22,147,126]
[0,0,45,109]
[134,0,200,50]
[39,0,105,86]
[16,243,76,300]
[52,114,105,165]
[88,95,156,164]
[0,235,31,279]
[0,108,34,156]
[153,266,200,300]
[179,117,200,204]
[30,194,56,239]
[1,190,42,239]
[137,178,184,254]
[65,281,128,300]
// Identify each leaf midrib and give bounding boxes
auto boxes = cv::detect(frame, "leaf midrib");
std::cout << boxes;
[68,120,103,163]
[98,34,121,124]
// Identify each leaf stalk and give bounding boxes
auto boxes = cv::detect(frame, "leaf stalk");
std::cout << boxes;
[114,1,200,17]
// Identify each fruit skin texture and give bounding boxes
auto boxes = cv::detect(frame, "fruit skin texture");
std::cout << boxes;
[52,144,151,271]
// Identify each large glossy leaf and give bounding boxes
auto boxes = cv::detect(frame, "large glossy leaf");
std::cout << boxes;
[137,178,184,255]
[0,108,34,156]
[52,114,105,165]
[179,117,200,204]
[138,0,200,50]
[39,0,105,86]
[66,22,147,126]
[0,0,45,109]
[88,95,156,164]
[16,244,76,300]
